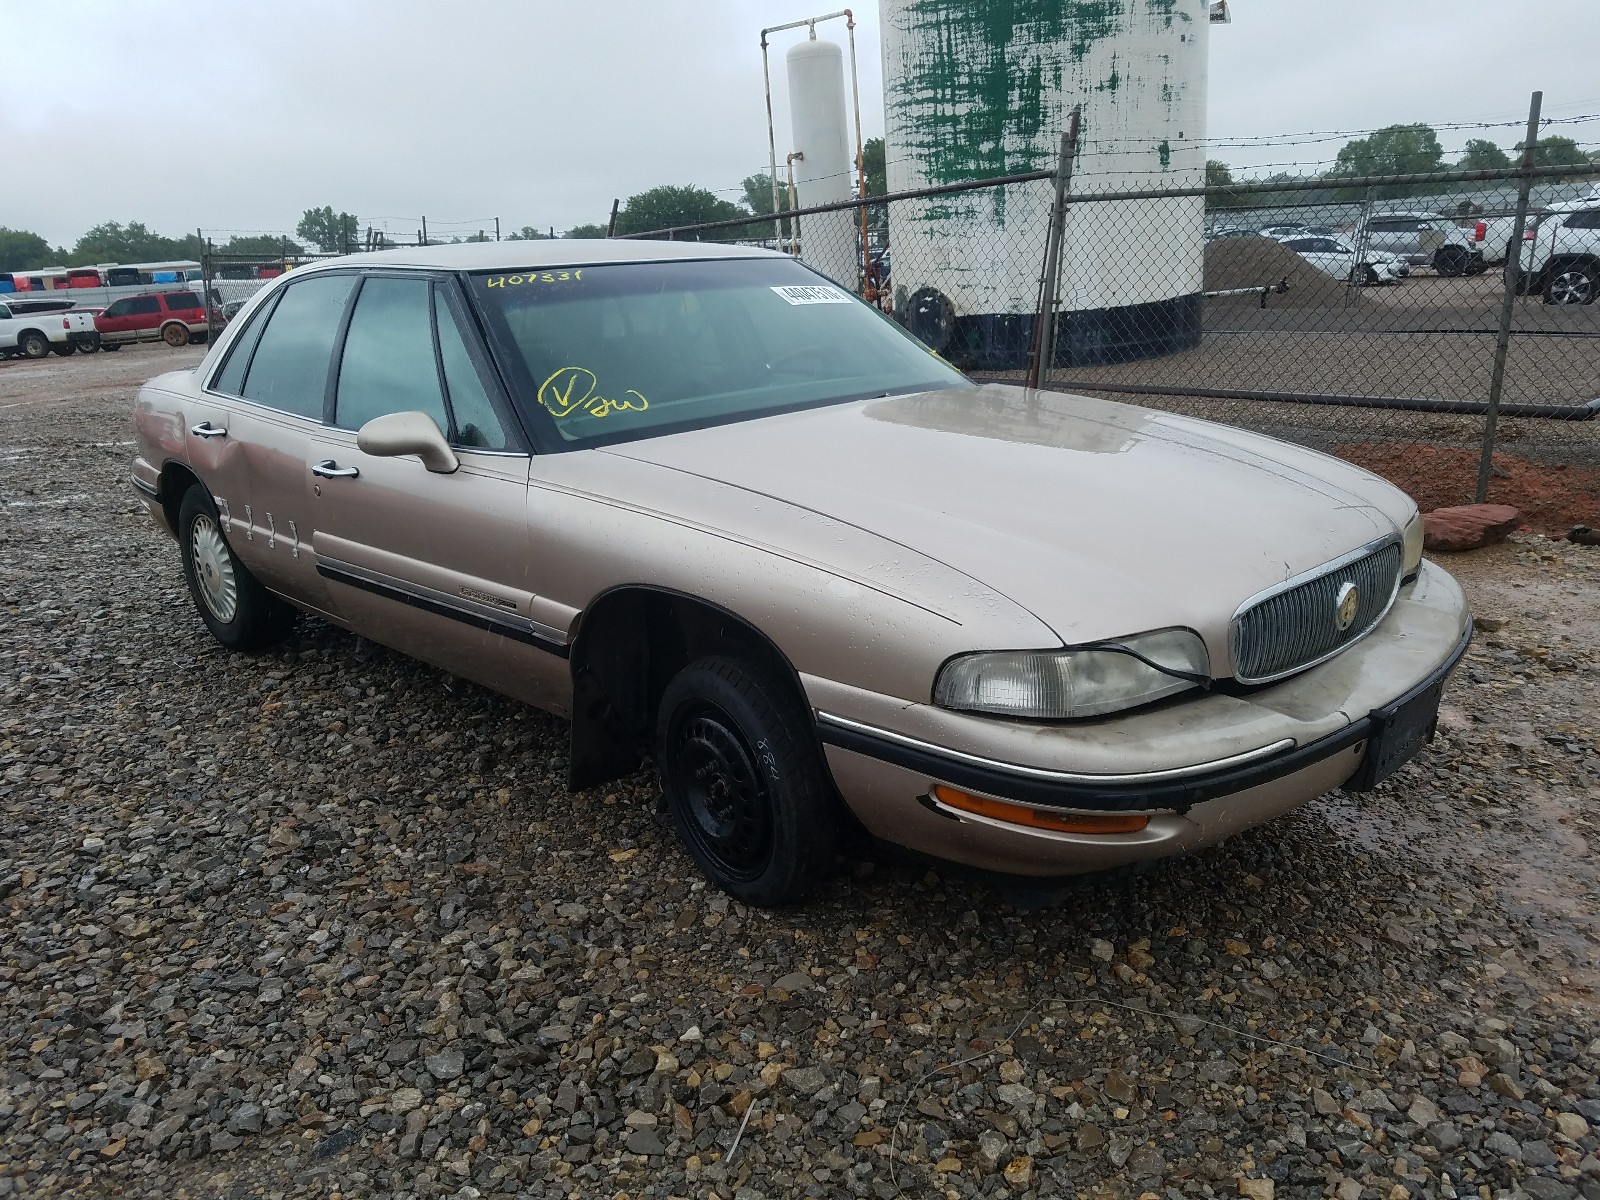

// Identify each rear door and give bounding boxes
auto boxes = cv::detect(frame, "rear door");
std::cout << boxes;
[125,295,163,342]
[198,272,360,618]
[304,273,565,709]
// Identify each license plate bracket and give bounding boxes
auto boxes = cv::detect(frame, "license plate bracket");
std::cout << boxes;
[1345,679,1444,792]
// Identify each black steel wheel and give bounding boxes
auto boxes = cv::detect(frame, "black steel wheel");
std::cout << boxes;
[656,656,836,905]
[1433,246,1468,277]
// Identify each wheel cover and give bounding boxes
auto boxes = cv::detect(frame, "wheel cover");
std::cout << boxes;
[189,514,239,623]
[670,704,774,882]
[1550,269,1592,305]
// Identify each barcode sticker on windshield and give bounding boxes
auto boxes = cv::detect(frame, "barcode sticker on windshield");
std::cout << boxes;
[770,284,852,305]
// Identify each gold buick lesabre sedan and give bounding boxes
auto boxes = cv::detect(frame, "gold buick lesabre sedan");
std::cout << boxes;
[130,242,1470,905]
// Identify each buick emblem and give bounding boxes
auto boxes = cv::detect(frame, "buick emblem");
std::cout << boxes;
[1334,581,1361,631]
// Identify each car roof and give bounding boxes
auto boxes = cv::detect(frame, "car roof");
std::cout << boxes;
[299,238,783,274]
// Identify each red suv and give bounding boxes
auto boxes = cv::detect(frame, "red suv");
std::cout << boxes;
[94,291,213,350]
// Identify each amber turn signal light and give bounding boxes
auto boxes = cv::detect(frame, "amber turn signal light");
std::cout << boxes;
[932,785,1151,835]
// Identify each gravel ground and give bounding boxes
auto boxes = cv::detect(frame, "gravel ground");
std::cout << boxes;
[3,353,1600,1200]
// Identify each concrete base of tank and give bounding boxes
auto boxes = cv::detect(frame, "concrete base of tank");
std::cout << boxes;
[931,293,1203,373]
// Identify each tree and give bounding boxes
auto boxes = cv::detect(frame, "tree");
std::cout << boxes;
[296,206,359,252]
[740,172,793,238]
[68,222,203,266]
[1205,159,1248,209]
[0,227,55,273]
[505,226,554,241]
[612,186,748,237]
[863,136,886,197]
[1458,138,1512,172]
[1333,124,1446,197]
[215,234,302,257]
[1514,135,1591,168]
[564,224,609,239]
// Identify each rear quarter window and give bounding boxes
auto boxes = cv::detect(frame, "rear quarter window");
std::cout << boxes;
[164,292,203,310]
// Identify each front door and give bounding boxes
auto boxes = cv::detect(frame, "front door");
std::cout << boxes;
[304,273,567,711]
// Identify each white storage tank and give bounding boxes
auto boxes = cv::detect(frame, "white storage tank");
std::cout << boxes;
[880,0,1210,370]
[786,36,859,288]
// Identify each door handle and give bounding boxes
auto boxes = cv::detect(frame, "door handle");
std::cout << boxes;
[311,459,360,479]
[189,421,227,438]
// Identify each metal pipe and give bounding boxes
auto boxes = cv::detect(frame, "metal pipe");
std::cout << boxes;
[786,153,804,256]
[1017,379,1600,421]
[1030,110,1080,390]
[761,30,781,243]
[1201,282,1286,300]
[1476,91,1543,503]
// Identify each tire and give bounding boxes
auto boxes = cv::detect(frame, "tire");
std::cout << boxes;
[177,485,295,651]
[655,656,837,905]
[52,341,77,357]
[1433,247,1468,277]
[1543,261,1598,306]
[161,322,190,348]
[101,341,122,351]
[75,337,99,354]
[18,331,49,359]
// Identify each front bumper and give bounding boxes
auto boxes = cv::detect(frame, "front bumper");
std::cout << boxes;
[812,560,1470,876]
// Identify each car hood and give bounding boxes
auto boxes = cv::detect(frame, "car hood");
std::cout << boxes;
[601,385,1409,663]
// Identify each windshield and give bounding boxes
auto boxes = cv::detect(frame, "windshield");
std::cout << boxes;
[469,257,969,449]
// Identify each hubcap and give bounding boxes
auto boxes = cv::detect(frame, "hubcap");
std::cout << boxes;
[190,514,238,623]
[1550,270,1592,305]
[671,706,773,882]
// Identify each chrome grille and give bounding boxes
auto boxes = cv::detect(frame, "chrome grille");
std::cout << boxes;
[1231,540,1403,684]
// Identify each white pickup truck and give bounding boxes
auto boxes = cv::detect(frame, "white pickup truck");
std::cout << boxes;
[0,299,100,359]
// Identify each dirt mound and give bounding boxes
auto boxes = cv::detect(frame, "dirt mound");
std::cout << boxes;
[1337,442,1600,535]
[1204,237,1358,308]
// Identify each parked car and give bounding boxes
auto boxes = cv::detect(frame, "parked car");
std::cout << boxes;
[1356,212,1484,276]
[1204,226,1259,242]
[0,299,99,358]
[1257,223,1308,239]
[1508,200,1600,305]
[1277,234,1408,284]
[129,242,1469,904]
[94,290,213,349]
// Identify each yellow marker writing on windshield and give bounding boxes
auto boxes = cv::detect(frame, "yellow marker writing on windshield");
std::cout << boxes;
[538,366,648,419]
[485,270,582,289]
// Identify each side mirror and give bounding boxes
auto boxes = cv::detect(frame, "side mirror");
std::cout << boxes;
[356,411,460,474]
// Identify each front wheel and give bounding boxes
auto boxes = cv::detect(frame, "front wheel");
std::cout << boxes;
[52,341,77,357]
[177,485,295,650]
[655,656,837,905]
[101,341,121,351]
[1544,262,1598,306]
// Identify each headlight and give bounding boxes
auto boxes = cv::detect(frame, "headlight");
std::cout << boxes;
[1401,510,1425,578]
[934,628,1210,720]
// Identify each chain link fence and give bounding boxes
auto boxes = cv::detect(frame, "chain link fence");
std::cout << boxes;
[625,154,1600,537]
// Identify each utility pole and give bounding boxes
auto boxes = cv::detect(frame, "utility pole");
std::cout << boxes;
[494,217,500,242]
[421,216,428,246]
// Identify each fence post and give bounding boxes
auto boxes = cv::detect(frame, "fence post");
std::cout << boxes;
[607,199,620,239]
[201,235,214,341]
[1027,108,1081,390]
[1475,90,1543,504]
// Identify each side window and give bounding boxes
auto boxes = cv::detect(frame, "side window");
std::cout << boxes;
[435,294,509,450]
[165,292,202,310]
[211,291,281,396]
[129,296,161,316]
[240,274,357,419]
[102,299,131,318]
[333,277,449,434]
[1563,209,1600,230]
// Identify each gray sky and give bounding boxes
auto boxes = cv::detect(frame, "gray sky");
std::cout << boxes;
[6,0,1598,250]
